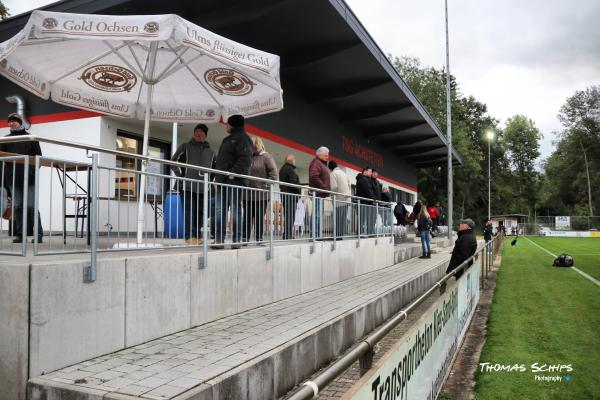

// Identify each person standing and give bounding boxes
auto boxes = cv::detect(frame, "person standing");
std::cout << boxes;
[212,115,252,249]
[279,154,300,240]
[328,160,351,236]
[445,219,478,279]
[355,166,375,235]
[171,124,215,244]
[0,113,43,243]
[381,187,392,226]
[308,147,330,238]
[427,203,439,233]
[371,169,383,201]
[243,136,278,243]
[435,201,443,226]
[483,218,494,255]
[417,207,432,258]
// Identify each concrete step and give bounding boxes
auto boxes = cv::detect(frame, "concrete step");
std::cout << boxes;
[28,253,452,400]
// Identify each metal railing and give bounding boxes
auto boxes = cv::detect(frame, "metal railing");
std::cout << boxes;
[285,234,503,400]
[0,135,394,282]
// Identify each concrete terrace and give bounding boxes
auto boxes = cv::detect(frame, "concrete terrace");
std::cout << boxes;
[27,242,453,400]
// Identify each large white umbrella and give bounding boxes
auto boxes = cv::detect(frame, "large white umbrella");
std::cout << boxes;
[0,10,283,244]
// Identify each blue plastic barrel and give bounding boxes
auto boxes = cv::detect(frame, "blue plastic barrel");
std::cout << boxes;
[163,192,184,238]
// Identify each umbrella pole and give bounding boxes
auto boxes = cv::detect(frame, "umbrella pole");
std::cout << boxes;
[136,85,153,245]
[136,43,158,245]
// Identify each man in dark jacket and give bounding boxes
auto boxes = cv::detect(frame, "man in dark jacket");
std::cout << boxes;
[483,218,494,255]
[279,154,300,239]
[212,115,252,249]
[355,167,375,235]
[371,169,383,201]
[446,218,478,279]
[0,113,43,243]
[308,146,330,238]
[171,124,215,244]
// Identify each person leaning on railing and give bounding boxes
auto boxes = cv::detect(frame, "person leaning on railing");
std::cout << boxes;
[170,123,215,245]
[308,147,331,239]
[0,113,44,243]
[243,136,278,243]
[328,160,351,236]
[211,115,253,249]
[445,218,478,279]
[355,166,375,235]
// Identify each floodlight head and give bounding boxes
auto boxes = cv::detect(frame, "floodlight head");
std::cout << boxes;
[485,130,495,141]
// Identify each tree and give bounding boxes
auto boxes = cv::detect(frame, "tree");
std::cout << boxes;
[0,1,9,20]
[542,86,600,216]
[502,115,542,214]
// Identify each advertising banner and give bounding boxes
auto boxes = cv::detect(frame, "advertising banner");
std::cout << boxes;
[542,230,590,237]
[344,259,481,400]
[555,216,571,230]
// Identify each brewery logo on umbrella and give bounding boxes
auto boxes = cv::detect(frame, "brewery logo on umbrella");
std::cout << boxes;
[42,18,58,29]
[79,64,137,92]
[204,68,254,96]
[144,22,159,33]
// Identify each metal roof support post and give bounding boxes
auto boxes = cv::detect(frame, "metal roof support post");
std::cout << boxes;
[445,0,453,240]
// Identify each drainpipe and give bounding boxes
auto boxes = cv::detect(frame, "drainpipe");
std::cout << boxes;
[5,95,30,129]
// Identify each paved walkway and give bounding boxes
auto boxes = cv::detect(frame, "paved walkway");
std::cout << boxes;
[31,247,452,399]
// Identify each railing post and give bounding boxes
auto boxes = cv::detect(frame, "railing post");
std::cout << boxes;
[33,156,40,255]
[331,194,336,251]
[359,349,374,375]
[375,202,379,245]
[21,157,28,256]
[310,191,316,254]
[356,199,361,248]
[267,183,274,260]
[200,173,209,269]
[84,153,98,283]
[388,205,394,243]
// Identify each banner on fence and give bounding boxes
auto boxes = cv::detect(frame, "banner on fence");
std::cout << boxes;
[555,216,571,230]
[541,230,591,237]
[344,259,481,400]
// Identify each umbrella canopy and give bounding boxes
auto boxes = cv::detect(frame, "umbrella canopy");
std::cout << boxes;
[0,10,284,244]
[0,10,283,124]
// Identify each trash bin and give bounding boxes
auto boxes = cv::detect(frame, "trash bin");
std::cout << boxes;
[163,192,184,238]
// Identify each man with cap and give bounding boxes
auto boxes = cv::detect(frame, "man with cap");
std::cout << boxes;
[0,113,43,243]
[170,124,215,245]
[212,114,252,249]
[445,218,478,279]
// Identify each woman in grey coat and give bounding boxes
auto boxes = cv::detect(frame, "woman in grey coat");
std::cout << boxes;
[243,136,278,243]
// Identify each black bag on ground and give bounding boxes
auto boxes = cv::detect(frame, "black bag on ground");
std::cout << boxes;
[553,253,574,268]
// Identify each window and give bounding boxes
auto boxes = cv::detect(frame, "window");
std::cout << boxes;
[115,132,171,199]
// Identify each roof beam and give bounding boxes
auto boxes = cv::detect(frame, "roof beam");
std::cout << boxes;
[406,154,448,164]
[283,41,362,70]
[394,145,446,155]
[414,159,461,168]
[382,134,438,147]
[338,103,413,122]
[363,121,428,138]
[306,79,391,103]
[192,0,296,30]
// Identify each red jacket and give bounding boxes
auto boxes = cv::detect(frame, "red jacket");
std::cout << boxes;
[427,206,439,219]
[309,157,330,197]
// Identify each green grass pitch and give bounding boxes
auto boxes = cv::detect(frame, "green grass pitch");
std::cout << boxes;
[474,237,600,400]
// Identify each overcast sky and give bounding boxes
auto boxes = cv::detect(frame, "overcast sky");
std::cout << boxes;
[5,0,600,160]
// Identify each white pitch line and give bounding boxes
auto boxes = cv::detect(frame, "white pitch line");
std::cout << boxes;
[523,236,600,288]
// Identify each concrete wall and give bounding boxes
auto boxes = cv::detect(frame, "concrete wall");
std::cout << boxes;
[0,263,29,400]
[1,237,409,399]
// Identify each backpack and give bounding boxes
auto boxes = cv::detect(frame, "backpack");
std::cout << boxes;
[553,253,574,268]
